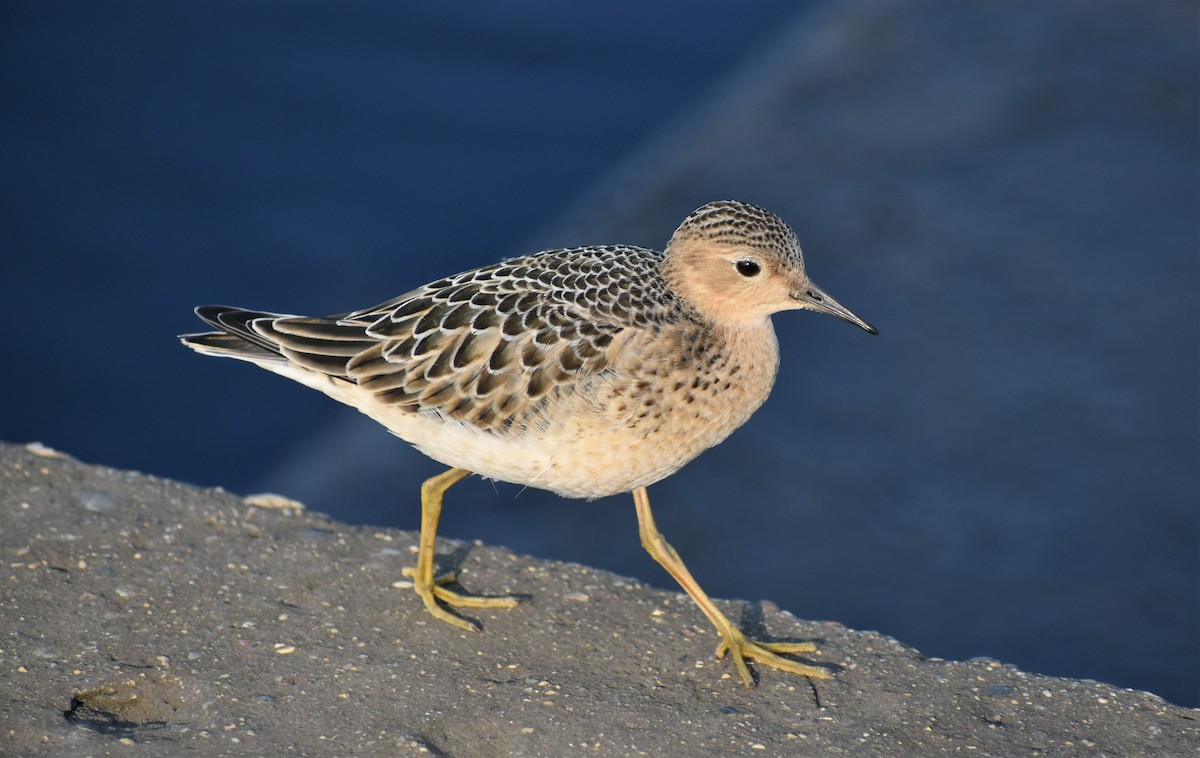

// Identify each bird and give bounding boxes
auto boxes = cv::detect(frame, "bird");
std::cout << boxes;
[181,199,877,688]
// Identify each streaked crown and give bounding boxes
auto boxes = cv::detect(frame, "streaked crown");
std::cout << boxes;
[669,200,804,267]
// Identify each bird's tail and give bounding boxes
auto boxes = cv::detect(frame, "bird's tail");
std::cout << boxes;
[180,305,380,381]
[180,305,291,364]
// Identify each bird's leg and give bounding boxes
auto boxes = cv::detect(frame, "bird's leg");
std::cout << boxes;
[401,467,520,632]
[632,487,829,687]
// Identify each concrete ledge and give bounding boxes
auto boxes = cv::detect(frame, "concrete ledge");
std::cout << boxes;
[1,441,1195,756]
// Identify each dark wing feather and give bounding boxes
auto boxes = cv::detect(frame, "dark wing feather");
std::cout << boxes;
[183,246,682,435]
[342,245,680,432]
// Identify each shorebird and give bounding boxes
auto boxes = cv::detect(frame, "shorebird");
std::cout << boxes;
[182,200,877,687]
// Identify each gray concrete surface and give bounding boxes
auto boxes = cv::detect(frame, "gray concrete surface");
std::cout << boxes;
[2,442,1195,756]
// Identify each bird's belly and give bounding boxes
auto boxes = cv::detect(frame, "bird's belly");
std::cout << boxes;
[360,368,771,499]
[415,420,696,499]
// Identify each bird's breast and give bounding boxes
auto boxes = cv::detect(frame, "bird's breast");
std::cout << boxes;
[523,319,781,497]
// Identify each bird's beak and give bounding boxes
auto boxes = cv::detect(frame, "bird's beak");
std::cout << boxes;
[791,280,878,335]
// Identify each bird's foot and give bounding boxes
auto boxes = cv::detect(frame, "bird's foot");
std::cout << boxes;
[401,566,520,632]
[715,629,830,688]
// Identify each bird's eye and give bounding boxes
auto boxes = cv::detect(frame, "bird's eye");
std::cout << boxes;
[735,259,761,277]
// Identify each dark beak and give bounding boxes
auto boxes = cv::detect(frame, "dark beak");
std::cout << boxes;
[792,281,878,335]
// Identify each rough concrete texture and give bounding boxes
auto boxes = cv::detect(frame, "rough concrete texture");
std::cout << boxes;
[2,442,1195,756]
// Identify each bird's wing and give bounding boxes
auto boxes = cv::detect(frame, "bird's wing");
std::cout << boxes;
[263,245,679,434]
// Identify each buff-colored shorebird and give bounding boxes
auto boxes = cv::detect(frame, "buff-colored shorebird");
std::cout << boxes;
[182,200,876,687]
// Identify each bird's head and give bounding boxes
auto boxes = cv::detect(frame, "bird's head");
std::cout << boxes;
[663,200,877,334]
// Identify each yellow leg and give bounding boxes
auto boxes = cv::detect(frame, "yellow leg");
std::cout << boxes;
[633,486,829,688]
[401,467,519,632]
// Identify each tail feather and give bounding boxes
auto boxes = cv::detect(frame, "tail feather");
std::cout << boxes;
[180,305,291,363]
[181,305,377,379]
[179,330,285,362]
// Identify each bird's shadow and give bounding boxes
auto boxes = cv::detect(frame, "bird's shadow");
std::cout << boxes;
[431,543,533,628]
[737,600,842,683]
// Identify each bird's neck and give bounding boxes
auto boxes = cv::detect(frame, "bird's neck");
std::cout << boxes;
[710,317,781,408]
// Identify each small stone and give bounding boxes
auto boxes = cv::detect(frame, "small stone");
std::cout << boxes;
[25,442,62,458]
[244,493,306,511]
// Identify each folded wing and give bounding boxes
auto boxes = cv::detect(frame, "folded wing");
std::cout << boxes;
[182,245,680,435]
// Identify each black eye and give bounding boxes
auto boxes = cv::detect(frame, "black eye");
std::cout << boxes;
[735,259,761,277]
